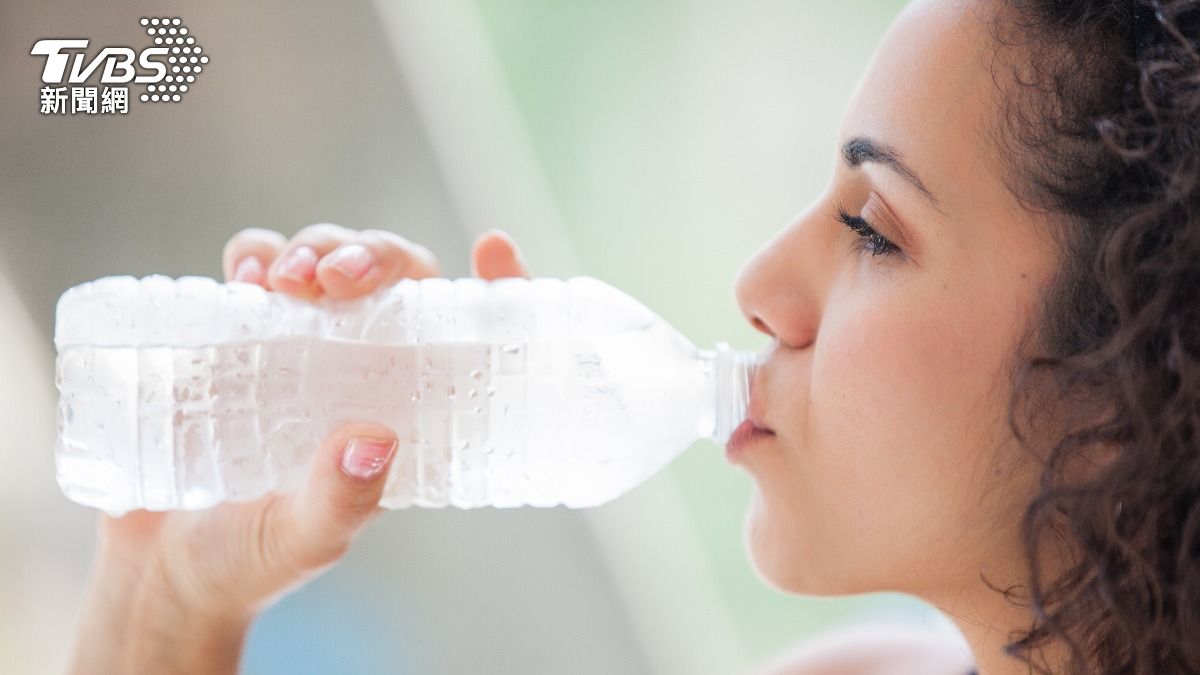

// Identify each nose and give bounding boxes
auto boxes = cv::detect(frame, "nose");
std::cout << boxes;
[747,312,773,338]
[733,211,829,350]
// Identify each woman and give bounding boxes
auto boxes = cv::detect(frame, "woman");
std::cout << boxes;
[66,0,1200,672]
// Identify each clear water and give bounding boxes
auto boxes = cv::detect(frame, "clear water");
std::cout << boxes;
[55,276,743,515]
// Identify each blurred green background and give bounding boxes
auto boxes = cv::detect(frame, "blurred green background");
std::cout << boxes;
[0,1,963,673]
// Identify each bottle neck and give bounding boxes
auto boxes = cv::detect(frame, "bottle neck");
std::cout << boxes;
[697,342,756,444]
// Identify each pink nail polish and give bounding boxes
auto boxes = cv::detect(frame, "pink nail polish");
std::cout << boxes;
[340,436,397,481]
[325,244,373,281]
[276,246,318,283]
[233,256,264,284]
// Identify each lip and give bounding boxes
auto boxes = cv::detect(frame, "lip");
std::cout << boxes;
[725,419,775,461]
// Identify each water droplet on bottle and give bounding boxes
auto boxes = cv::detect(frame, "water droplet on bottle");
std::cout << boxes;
[486,385,496,397]
[447,385,456,399]
[470,369,482,380]
[410,390,421,402]
[502,404,509,414]
[468,387,477,398]
[473,406,482,414]
[501,343,521,355]
[458,439,470,451]
[576,352,601,367]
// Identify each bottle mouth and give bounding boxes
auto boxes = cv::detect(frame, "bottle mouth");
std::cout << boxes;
[710,342,756,444]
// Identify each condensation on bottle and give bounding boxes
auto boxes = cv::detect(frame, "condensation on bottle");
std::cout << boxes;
[53,275,756,515]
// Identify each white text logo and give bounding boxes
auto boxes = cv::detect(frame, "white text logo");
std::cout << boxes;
[31,17,209,114]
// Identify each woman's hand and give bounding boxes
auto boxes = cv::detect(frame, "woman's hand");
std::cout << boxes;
[67,224,530,675]
[220,224,531,296]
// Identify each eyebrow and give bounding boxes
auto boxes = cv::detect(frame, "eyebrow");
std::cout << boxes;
[842,136,943,212]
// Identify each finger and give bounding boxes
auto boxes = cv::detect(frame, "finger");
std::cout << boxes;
[315,228,442,300]
[471,229,532,280]
[266,223,357,300]
[261,422,398,575]
[222,228,288,289]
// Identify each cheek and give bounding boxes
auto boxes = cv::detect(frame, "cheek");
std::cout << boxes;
[747,283,1016,593]
[817,290,999,475]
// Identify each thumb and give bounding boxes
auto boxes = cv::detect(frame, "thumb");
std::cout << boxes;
[155,422,399,618]
[261,422,398,580]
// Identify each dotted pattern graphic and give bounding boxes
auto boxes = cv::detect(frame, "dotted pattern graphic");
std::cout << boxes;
[137,17,208,103]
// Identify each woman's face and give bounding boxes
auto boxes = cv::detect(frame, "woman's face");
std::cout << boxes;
[733,0,1059,597]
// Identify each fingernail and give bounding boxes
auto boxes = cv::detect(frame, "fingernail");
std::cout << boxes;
[324,244,373,281]
[276,246,318,283]
[340,436,397,481]
[233,256,264,284]
[485,228,513,244]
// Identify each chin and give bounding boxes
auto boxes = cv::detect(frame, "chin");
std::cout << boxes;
[743,488,811,593]
[742,486,865,597]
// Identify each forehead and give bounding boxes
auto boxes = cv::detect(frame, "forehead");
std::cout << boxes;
[839,0,1010,219]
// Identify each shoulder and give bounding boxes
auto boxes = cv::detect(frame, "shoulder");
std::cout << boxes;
[751,622,976,675]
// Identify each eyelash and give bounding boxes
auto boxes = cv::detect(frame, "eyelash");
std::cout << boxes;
[835,202,902,258]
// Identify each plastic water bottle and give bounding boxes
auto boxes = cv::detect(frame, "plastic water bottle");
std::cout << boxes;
[54,275,755,515]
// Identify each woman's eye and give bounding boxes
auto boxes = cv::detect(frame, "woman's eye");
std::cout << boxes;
[835,204,902,258]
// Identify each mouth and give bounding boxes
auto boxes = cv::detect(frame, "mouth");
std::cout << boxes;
[725,350,776,461]
[725,418,775,460]
[725,385,775,462]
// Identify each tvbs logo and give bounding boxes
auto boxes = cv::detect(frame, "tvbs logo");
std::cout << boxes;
[31,17,207,114]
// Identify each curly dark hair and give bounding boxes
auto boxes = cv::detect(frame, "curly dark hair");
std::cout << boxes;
[981,0,1200,672]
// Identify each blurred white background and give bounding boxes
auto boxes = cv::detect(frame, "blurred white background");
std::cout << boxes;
[0,1,963,673]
